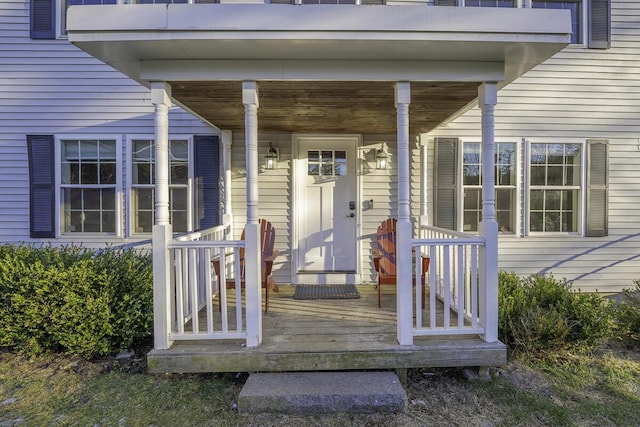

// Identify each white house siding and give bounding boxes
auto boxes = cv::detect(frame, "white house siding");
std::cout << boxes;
[426,0,640,293]
[0,0,216,247]
[229,132,292,285]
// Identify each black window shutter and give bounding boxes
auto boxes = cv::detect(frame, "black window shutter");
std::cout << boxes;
[194,135,220,230]
[434,138,458,230]
[31,0,56,40]
[585,139,608,237]
[589,0,611,49]
[27,135,56,238]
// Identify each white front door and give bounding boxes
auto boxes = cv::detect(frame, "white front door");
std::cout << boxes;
[296,136,358,281]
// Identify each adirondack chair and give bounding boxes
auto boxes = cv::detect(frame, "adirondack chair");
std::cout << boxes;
[212,219,279,313]
[372,218,429,309]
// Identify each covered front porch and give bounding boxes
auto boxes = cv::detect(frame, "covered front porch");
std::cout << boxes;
[66,2,571,371]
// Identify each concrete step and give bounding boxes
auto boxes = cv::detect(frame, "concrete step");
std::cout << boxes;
[238,371,407,414]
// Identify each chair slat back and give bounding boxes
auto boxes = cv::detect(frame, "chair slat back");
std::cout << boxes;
[377,218,397,276]
[239,219,276,278]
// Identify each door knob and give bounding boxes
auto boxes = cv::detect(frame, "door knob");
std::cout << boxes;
[347,213,355,218]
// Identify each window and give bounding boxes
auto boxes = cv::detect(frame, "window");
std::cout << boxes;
[131,139,190,233]
[532,0,583,44]
[462,142,517,233]
[529,143,582,233]
[60,139,118,233]
[464,0,515,7]
[61,0,116,36]
[307,150,347,176]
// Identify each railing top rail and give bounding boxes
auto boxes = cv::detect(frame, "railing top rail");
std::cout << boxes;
[418,224,481,239]
[173,225,228,242]
[168,239,244,249]
[413,237,485,246]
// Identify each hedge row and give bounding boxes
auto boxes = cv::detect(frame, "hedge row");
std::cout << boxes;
[0,244,153,359]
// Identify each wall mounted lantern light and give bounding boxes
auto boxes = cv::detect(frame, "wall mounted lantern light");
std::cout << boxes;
[264,142,279,170]
[375,144,389,170]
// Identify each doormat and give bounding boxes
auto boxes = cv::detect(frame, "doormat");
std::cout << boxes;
[293,284,361,300]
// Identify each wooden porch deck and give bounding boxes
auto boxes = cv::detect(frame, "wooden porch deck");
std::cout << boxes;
[147,285,506,374]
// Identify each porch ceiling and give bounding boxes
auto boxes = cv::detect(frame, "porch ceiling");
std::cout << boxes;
[169,80,479,134]
[67,4,571,133]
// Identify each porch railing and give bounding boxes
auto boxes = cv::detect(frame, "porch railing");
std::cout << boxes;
[167,225,247,341]
[413,225,485,336]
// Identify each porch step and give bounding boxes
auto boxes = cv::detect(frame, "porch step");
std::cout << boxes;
[238,371,407,414]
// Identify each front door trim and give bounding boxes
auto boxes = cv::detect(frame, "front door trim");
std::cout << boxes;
[292,134,362,285]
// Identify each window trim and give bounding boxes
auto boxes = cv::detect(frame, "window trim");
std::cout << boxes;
[55,135,124,237]
[458,138,521,235]
[125,135,195,236]
[524,138,586,236]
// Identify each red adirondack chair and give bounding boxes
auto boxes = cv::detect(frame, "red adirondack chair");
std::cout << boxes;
[212,219,278,313]
[372,218,429,309]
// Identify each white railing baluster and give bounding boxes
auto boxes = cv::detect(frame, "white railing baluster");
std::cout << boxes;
[443,245,451,329]
[219,246,228,333]
[429,245,436,329]
[234,246,243,333]
[457,244,464,328]
[205,247,214,334]
[175,248,185,335]
[189,248,199,334]
[471,244,479,329]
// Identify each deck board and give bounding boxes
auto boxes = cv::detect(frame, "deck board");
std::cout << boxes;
[147,285,506,373]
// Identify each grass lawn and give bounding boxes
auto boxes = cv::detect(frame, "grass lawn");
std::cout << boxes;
[1,344,639,427]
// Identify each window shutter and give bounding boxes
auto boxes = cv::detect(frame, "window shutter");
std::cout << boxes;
[194,135,220,230]
[30,0,56,40]
[434,138,458,230]
[589,0,611,49]
[27,135,56,238]
[585,139,608,237]
[436,0,457,5]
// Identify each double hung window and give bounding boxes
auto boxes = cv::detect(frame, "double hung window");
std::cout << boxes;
[131,139,190,233]
[529,143,581,233]
[462,142,517,233]
[60,139,118,233]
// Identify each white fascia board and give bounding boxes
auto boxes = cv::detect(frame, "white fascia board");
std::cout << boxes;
[140,59,505,82]
[68,5,571,39]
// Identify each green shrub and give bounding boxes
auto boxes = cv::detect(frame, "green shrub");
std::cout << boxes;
[0,244,153,359]
[498,271,612,354]
[611,281,640,342]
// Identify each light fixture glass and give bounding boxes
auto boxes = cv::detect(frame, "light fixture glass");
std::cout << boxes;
[375,145,389,170]
[265,142,278,170]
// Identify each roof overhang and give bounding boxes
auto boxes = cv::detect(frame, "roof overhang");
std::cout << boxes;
[68,4,571,133]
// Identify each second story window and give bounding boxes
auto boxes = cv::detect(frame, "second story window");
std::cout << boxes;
[532,0,582,44]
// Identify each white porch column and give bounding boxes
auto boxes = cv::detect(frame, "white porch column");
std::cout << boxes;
[242,81,262,347]
[395,82,413,346]
[478,82,499,343]
[150,82,173,350]
[221,129,233,235]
